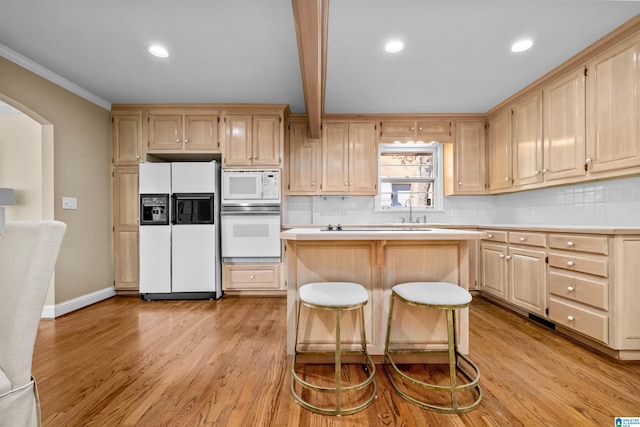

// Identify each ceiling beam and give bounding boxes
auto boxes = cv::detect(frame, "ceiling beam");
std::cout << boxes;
[292,0,328,139]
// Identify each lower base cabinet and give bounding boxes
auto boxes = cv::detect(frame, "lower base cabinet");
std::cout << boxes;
[222,262,283,295]
[481,228,640,360]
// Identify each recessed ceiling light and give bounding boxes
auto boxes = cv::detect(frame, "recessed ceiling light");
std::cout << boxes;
[148,44,169,58]
[384,40,405,53]
[511,39,533,53]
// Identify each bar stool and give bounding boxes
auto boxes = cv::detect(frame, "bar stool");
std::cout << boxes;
[383,281,482,413]
[291,282,377,416]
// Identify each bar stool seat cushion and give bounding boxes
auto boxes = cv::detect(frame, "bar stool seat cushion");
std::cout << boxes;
[299,282,368,307]
[393,282,471,306]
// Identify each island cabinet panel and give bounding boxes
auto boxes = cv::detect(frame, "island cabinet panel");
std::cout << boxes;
[282,230,479,358]
[290,242,376,352]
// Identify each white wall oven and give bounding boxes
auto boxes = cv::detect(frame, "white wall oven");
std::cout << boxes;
[221,169,281,261]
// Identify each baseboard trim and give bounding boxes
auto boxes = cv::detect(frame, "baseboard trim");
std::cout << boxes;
[41,287,116,319]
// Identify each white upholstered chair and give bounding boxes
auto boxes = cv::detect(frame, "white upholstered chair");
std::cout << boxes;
[0,221,66,427]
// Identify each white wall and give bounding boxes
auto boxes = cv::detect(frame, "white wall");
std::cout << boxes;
[285,176,640,227]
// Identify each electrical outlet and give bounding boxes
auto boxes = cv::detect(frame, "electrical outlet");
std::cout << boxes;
[62,197,77,210]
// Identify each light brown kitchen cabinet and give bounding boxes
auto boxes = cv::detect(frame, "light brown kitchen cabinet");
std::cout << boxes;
[223,114,281,167]
[542,66,587,183]
[481,242,508,301]
[512,92,543,187]
[487,109,512,192]
[113,166,139,292]
[586,32,640,175]
[507,232,547,317]
[548,233,610,344]
[454,120,487,194]
[112,113,143,166]
[222,262,283,295]
[321,122,377,195]
[148,113,220,152]
[481,230,547,317]
[380,119,451,143]
[480,230,508,300]
[287,121,320,194]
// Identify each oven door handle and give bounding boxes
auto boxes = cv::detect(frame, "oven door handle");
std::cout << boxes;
[220,211,281,216]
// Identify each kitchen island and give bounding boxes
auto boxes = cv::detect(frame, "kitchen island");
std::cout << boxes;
[280,227,486,358]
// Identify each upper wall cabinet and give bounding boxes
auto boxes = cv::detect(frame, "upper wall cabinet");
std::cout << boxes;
[322,122,378,195]
[112,112,143,166]
[454,120,487,194]
[287,121,321,194]
[148,112,220,153]
[586,33,640,175]
[487,109,512,192]
[380,119,452,143]
[542,66,587,184]
[223,114,282,167]
[512,92,543,188]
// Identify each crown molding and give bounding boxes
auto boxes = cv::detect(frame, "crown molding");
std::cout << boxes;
[0,43,111,111]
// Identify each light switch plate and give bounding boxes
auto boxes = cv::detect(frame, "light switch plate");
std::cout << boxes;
[62,197,77,210]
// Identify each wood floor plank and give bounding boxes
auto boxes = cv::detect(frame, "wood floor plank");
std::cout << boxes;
[32,296,640,426]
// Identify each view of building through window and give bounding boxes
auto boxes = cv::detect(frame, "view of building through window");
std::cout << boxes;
[378,143,442,210]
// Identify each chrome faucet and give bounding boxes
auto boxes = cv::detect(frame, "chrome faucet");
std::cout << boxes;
[404,199,413,223]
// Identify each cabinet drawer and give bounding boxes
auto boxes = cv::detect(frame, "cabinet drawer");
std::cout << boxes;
[548,253,608,277]
[482,230,507,243]
[223,263,281,290]
[548,234,608,255]
[548,270,608,310]
[508,231,547,247]
[380,121,415,137]
[549,297,608,343]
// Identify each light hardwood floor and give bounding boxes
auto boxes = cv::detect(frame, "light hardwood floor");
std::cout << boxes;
[33,296,640,426]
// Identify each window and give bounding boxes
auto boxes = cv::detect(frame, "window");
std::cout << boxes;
[377,142,443,211]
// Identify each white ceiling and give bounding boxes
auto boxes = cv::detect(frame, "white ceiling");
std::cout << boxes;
[1,1,639,114]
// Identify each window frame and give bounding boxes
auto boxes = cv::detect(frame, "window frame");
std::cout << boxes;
[375,142,444,212]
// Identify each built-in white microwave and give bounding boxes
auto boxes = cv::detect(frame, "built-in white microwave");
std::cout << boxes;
[221,169,280,205]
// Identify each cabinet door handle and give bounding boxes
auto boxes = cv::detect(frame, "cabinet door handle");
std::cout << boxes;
[488,233,493,238]
[567,315,575,321]
[567,261,575,266]
[499,254,505,258]
[184,139,189,144]
[567,241,574,247]
[519,237,526,242]
[542,168,548,173]
[458,181,463,185]
[567,286,575,292]
[250,275,255,280]
[253,156,258,160]
[506,255,512,260]
[248,156,252,159]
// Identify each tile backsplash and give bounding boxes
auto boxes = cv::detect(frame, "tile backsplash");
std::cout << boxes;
[284,176,640,227]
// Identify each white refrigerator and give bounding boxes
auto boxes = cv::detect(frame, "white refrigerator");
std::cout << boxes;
[139,161,221,300]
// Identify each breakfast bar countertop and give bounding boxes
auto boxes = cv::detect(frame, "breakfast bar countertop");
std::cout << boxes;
[280,227,487,241]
